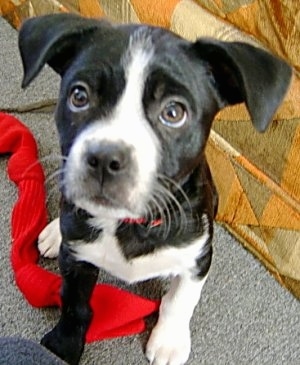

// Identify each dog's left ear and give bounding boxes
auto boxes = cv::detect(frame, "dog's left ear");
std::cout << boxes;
[191,39,292,132]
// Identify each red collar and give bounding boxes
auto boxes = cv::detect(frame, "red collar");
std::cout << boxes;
[122,217,163,228]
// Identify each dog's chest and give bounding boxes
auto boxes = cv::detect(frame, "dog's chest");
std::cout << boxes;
[73,229,209,283]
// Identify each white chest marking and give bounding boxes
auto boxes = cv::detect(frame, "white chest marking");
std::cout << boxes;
[73,231,209,284]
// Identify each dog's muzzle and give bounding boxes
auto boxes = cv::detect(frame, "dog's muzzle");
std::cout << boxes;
[63,139,146,215]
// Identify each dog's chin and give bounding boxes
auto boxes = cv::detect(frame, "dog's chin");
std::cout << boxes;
[72,194,144,221]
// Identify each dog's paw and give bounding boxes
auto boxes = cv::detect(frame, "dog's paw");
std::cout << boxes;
[41,327,83,365]
[38,218,61,258]
[146,321,191,365]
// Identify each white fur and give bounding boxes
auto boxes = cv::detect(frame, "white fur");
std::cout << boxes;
[73,227,209,284]
[146,274,207,365]
[38,218,61,258]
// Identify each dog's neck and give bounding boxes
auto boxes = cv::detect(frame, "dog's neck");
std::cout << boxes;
[60,164,205,237]
[120,165,202,229]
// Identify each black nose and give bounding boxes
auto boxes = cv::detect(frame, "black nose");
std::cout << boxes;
[86,142,130,176]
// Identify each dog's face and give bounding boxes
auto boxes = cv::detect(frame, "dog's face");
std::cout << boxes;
[54,27,220,219]
[19,14,292,220]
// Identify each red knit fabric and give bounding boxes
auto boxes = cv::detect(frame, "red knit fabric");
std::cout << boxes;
[0,112,159,343]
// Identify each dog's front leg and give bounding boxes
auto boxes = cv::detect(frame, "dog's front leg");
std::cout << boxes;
[146,272,207,365]
[41,243,99,365]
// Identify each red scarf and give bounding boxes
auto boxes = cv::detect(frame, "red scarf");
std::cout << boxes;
[0,112,159,343]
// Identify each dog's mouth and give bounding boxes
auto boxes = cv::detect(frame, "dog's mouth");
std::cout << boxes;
[91,194,116,207]
[67,181,148,220]
[88,190,133,212]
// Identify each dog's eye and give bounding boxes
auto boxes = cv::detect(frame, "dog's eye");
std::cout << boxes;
[159,102,187,128]
[69,83,90,111]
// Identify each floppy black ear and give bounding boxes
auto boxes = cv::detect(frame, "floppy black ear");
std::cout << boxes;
[191,39,292,132]
[18,13,108,88]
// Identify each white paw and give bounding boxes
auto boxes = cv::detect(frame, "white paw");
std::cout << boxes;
[146,321,191,365]
[38,218,61,258]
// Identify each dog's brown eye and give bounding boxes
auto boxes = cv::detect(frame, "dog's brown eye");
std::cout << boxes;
[159,102,187,128]
[69,83,90,111]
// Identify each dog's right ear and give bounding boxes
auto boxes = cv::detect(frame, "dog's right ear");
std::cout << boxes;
[19,13,108,88]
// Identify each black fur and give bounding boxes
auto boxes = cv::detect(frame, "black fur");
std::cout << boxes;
[60,200,101,243]
[41,244,99,365]
[18,13,292,365]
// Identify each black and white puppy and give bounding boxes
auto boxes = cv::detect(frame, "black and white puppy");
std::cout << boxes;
[18,13,292,365]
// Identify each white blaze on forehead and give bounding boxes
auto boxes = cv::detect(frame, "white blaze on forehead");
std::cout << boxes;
[120,30,154,113]
[122,27,155,74]
[109,28,160,177]
[64,29,161,216]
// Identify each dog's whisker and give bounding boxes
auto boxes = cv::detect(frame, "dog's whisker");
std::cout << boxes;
[45,168,63,185]
[152,177,188,239]
[143,195,160,232]
[152,183,178,237]
[159,184,189,235]
[45,185,60,204]
[45,173,65,204]
[158,174,193,213]
[155,187,177,238]
[155,178,183,214]
[156,174,193,234]
[158,181,187,233]
[146,203,157,230]
[149,191,170,239]
[40,154,67,163]
[21,154,66,180]
[157,187,181,230]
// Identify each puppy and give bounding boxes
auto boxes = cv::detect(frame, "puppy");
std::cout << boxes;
[18,13,292,365]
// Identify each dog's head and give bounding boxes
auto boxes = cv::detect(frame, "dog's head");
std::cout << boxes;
[19,14,292,220]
